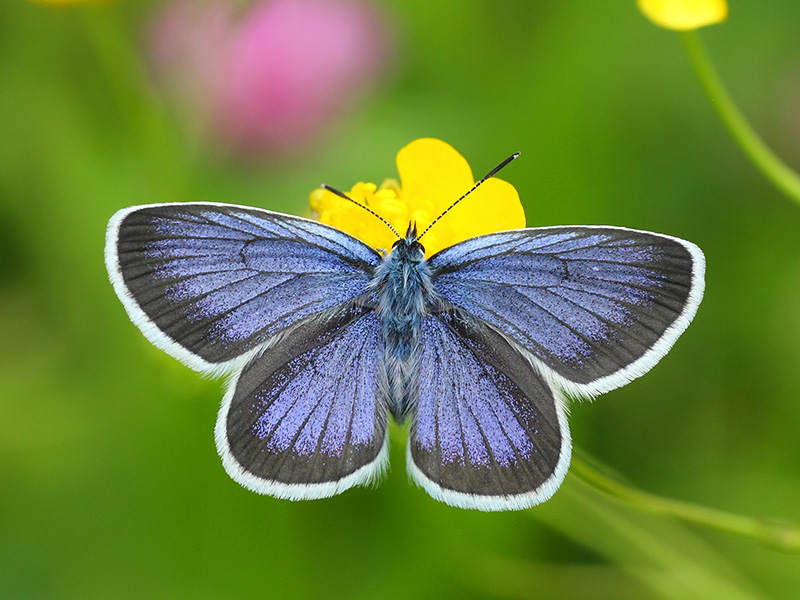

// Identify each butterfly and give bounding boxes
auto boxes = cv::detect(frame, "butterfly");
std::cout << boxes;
[104,159,704,511]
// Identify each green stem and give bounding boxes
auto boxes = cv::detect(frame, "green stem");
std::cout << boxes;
[681,30,800,206]
[571,452,800,552]
[529,477,765,600]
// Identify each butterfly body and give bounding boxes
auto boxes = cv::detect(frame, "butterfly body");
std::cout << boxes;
[372,225,433,422]
[106,202,704,511]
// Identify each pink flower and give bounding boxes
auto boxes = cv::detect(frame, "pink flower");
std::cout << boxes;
[147,0,388,158]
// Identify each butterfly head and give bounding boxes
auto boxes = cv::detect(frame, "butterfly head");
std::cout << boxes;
[390,223,425,263]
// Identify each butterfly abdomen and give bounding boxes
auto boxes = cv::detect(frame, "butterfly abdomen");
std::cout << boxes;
[372,233,433,422]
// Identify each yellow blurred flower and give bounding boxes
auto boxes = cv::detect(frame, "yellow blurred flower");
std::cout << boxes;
[637,0,727,30]
[310,138,525,257]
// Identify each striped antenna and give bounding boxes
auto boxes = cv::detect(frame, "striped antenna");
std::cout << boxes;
[417,151,520,241]
[320,184,401,239]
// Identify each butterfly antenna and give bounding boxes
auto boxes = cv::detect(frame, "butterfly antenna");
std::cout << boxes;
[320,184,401,239]
[418,151,520,241]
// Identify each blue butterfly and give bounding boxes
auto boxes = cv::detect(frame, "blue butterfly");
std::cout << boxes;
[104,161,704,511]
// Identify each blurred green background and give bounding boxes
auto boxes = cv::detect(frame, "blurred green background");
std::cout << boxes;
[1,1,799,598]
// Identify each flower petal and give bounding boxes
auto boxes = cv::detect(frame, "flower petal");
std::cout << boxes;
[423,178,525,257]
[310,183,404,252]
[397,138,474,219]
[637,0,728,31]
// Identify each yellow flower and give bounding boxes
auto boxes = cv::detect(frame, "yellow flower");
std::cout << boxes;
[310,138,525,257]
[637,0,728,31]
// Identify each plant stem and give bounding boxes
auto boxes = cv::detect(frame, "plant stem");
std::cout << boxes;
[571,452,800,552]
[681,30,800,207]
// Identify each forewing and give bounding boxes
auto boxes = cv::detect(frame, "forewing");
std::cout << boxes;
[105,202,380,375]
[408,310,571,511]
[216,305,388,499]
[429,226,705,397]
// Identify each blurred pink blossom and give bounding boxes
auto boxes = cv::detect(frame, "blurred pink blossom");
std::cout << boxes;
[147,0,389,157]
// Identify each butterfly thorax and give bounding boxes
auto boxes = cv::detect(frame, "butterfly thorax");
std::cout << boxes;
[371,226,434,422]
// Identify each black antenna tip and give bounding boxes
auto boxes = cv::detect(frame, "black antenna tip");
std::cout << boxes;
[319,182,401,239]
[320,183,351,201]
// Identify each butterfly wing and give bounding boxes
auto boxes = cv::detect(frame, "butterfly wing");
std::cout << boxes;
[428,226,705,398]
[105,202,380,376]
[216,304,388,499]
[408,310,570,511]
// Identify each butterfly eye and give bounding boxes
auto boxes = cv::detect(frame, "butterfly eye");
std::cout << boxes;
[410,241,425,257]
